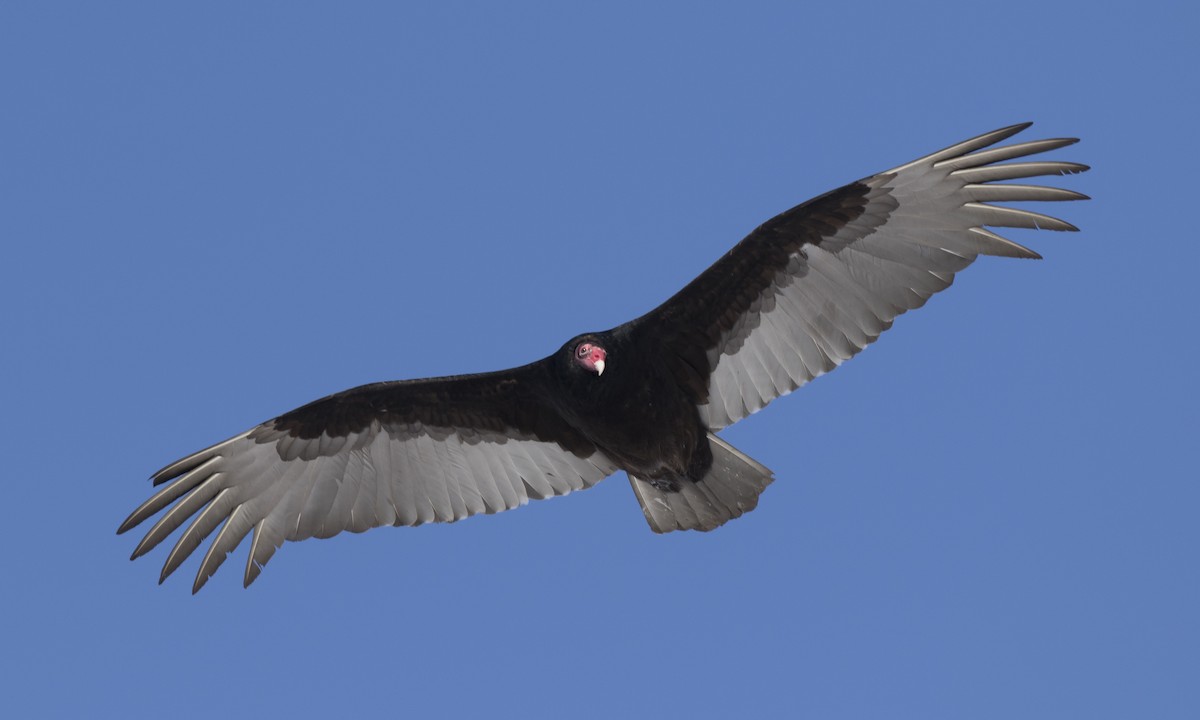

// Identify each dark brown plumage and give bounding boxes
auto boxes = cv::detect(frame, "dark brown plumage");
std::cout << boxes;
[120,123,1088,592]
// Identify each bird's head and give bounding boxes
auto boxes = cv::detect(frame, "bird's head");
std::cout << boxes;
[573,339,607,377]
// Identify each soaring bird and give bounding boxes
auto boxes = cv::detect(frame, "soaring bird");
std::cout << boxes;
[120,123,1088,593]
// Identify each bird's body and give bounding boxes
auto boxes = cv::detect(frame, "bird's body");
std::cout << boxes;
[121,123,1089,592]
[549,330,710,485]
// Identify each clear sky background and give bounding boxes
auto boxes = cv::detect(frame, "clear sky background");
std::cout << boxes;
[2,3,1196,718]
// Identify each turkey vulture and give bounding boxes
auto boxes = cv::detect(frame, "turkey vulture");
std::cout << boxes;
[120,123,1088,592]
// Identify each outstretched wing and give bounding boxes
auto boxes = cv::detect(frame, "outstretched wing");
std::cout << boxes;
[631,123,1088,429]
[118,363,617,592]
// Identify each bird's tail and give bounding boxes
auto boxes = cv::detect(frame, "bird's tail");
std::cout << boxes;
[629,433,774,533]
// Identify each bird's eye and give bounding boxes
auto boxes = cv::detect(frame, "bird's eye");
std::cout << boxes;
[576,344,590,358]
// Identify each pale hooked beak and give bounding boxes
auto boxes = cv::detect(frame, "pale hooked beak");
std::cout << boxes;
[594,359,605,376]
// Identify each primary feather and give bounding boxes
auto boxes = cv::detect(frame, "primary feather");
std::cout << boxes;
[120,123,1088,592]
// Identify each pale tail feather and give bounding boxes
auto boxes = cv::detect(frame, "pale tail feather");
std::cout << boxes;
[629,434,774,533]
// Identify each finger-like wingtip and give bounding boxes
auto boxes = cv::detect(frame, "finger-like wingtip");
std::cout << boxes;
[887,122,1036,174]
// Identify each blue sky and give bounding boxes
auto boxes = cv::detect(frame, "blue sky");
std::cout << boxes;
[2,2,1196,718]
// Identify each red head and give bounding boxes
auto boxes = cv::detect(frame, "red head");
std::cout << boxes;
[574,342,607,376]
